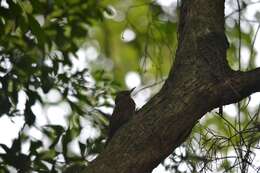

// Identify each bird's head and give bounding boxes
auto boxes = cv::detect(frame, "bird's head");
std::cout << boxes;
[115,87,135,104]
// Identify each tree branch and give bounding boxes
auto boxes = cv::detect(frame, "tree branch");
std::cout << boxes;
[220,68,260,105]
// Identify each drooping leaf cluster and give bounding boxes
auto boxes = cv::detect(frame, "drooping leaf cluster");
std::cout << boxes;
[0,0,177,172]
[0,0,111,172]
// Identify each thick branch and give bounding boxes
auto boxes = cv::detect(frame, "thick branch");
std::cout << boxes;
[220,68,260,105]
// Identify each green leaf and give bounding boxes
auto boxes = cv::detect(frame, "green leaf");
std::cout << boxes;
[0,93,11,115]
[62,129,72,160]
[28,14,46,47]
[29,140,43,155]
[24,100,36,126]
[79,141,86,157]
[0,144,10,153]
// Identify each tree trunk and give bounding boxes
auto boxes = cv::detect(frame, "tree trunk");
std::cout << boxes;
[84,0,260,172]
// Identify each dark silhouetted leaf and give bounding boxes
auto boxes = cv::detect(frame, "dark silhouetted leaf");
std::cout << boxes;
[24,101,36,126]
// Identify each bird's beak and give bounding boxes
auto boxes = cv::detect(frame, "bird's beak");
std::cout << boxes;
[129,87,136,93]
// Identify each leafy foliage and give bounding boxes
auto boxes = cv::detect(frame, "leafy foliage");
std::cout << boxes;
[0,0,176,172]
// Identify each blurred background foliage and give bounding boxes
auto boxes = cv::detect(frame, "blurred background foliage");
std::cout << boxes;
[0,0,259,172]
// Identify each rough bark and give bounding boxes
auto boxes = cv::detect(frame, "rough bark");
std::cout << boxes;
[83,0,260,173]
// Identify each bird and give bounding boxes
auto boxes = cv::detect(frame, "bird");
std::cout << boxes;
[107,87,136,144]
